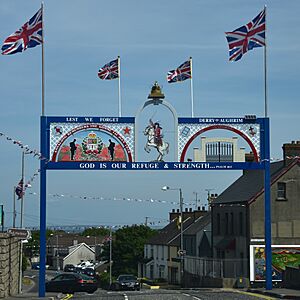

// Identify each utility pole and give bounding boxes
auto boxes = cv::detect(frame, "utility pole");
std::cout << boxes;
[179,188,184,287]
[145,217,149,226]
[19,151,25,294]
[109,227,112,287]
[13,186,16,228]
[193,192,198,210]
[20,151,25,228]
[56,235,59,271]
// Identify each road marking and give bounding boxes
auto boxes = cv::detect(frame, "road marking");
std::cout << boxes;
[123,293,128,300]
[182,293,202,300]
[235,290,275,300]
[61,294,73,300]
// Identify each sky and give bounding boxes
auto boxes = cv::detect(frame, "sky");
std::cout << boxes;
[0,0,299,229]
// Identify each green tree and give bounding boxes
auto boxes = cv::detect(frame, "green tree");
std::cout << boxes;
[104,225,157,276]
[81,227,110,237]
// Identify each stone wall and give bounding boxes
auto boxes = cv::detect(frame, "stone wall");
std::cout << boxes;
[0,233,21,298]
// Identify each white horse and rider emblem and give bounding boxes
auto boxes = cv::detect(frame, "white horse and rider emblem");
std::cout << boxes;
[144,119,169,162]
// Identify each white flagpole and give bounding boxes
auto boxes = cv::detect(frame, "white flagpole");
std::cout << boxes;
[264,6,267,117]
[190,57,194,117]
[118,56,122,117]
[41,2,45,116]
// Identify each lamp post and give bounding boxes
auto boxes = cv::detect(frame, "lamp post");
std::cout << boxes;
[109,226,112,287]
[20,149,32,228]
[19,150,31,294]
[50,233,59,271]
[56,234,59,271]
[162,186,184,287]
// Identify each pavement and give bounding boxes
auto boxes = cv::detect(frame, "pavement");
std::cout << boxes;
[247,288,300,299]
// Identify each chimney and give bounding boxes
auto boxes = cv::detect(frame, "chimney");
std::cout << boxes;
[283,141,300,166]
[245,152,255,162]
[244,152,255,175]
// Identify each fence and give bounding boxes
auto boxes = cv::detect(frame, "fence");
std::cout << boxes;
[184,256,248,279]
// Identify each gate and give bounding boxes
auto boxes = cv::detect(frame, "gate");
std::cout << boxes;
[206,142,233,162]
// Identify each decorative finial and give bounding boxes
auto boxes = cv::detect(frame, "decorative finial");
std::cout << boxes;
[148,81,165,99]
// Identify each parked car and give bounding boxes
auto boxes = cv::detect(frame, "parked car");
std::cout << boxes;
[111,274,140,291]
[31,262,40,270]
[83,267,96,278]
[45,272,97,294]
[63,264,76,272]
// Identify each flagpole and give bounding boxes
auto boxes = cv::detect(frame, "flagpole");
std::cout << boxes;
[264,5,267,117]
[118,56,121,117]
[190,57,194,117]
[41,2,45,116]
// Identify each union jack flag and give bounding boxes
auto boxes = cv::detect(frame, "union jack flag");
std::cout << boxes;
[1,8,43,55]
[98,58,119,80]
[167,60,191,83]
[225,8,266,62]
[15,179,24,200]
[102,236,112,243]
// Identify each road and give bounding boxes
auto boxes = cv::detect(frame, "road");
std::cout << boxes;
[69,288,272,300]
[19,270,273,300]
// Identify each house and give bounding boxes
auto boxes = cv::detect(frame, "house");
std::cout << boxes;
[211,141,300,281]
[47,232,104,270]
[63,243,95,268]
[141,207,209,285]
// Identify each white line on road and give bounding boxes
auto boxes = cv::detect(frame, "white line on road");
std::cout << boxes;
[182,293,202,300]
[123,293,128,300]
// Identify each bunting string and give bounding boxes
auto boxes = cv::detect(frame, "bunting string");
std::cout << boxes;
[2,131,300,164]
[28,191,197,207]
[1,131,300,199]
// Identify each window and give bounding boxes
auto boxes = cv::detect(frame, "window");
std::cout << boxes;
[239,212,244,235]
[159,265,165,278]
[150,246,154,258]
[225,213,229,235]
[277,182,287,200]
[230,212,234,234]
[150,264,154,279]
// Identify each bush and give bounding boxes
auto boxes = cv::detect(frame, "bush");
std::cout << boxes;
[99,272,113,290]
[22,255,29,272]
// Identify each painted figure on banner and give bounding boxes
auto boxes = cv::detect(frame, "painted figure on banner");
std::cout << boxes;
[144,119,169,161]
[69,139,77,160]
[108,139,115,160]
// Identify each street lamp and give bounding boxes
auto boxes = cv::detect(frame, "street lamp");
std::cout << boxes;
[20,149,32,228]
[161,186,184,287]
[50,233,59,271]
[18,149,31,294]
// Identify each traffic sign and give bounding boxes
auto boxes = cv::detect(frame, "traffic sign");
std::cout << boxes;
[8,228,31,240]
[178,250,186,256]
